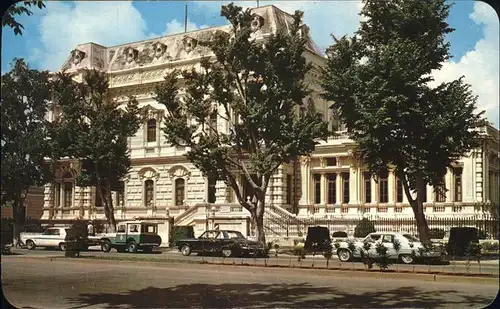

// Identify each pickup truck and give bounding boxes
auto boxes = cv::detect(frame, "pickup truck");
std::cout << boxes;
[100,221,162,253]
[335,232,444,264]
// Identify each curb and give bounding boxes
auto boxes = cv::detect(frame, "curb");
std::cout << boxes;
[42,254,499,279]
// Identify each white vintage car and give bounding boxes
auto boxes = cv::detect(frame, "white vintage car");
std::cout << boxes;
[20,227,70,251]
[335,232,443,264]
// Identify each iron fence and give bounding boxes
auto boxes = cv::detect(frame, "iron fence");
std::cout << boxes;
[263,212,499,239]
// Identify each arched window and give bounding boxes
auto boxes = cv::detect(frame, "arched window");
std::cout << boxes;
[144,180,154,207]
[147,119,157,142]
[175,178,185,206]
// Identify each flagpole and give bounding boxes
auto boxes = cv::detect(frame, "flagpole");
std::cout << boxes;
[184,0,188,33]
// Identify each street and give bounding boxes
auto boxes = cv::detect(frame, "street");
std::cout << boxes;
[2,253,499,309]
[7,247,500,276]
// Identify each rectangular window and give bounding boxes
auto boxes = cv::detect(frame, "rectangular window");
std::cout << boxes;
[327,173,336,204]
[208,176,216,204]
[379,171,388,203]
[147,119,157,142]
[326,158,337,166]
[342,172,349,204]
[434,176,446,202]
[363,172,371,203]
[64,182,73,207]
[396,177,403,203]
[54,183,61,207]
[454,167,463,202]
[313,174,321,204]
[286,174,292,204]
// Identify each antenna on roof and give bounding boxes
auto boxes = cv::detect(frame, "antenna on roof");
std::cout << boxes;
[184,0,188,33]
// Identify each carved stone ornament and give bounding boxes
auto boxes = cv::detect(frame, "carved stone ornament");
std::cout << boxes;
[250,14,264,32]
[182,36,198,53]
[138,167,160,180]
[71,49,86,65]
[299,25,310,38]
[153,42,167,59]
[124,47,139,63]
[168,165,191,180]
[300,156,311,166]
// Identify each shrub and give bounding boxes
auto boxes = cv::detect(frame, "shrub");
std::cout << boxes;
[332,231,348,238]
[446,227,479,256]
[375,242,392,270]
[354,218,376,238]
[480,241,499,252]
[170,226,195,245]
[429,228,445,239]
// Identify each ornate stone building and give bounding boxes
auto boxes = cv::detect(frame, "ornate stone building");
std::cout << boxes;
[41,5,499,241]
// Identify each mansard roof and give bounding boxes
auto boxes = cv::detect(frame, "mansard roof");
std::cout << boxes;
[58,5,324,73]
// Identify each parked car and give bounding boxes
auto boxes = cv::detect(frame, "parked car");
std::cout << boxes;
[174,230,266,257]
[304,226,333,254]
[335,232,443,264]
[100,221,162,253]
[20,227,71,251]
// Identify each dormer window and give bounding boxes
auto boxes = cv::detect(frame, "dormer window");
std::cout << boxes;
[147,119,157,142]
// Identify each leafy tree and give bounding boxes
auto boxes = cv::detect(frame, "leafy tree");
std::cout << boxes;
[50,70,141,232]
[321,0,486,242]
[154,3,329,243]
[354,218,376,237]
[3,1,45,35]
[1,58,52,245]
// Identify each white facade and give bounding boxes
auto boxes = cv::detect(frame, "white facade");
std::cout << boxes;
[41,5,500,240]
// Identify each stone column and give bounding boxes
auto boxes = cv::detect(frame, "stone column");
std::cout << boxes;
[298,158,310,205]
[60,184,65,219]
[371,177,377,205]
[349,166,357,204]
[445,168,452,202]
[320,172,326,205]
[335,173,341,205]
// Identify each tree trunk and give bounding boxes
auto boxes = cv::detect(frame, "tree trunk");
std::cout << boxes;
[413,174,430,243]
[99,181,116,233]
[11,197,24,247]
[251,199,266,245]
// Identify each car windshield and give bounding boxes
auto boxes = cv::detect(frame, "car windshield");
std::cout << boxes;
[403,234,420,242]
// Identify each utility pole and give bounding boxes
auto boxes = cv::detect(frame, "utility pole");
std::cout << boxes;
[184,1,188,33]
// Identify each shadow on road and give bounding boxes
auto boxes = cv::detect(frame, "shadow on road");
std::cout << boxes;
[66,283,494,309]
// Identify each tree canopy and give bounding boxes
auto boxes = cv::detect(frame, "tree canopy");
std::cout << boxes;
[321,0,486,242]
[155,3,329,243]
[1,58,52,245]
[2,1,45,35]
[50,69,142,231]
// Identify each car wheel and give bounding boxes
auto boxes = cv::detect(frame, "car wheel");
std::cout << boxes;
[400,254,414,264]
[222,248,232,258]
[338,249,352,262]
[101,240,112,253]
[127,241,138,253]
[59,243,67,251]
[26,240,36,250]
[180,245,192,256]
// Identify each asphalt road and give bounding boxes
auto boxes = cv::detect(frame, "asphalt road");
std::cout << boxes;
[8,247,500,275]
[2,255,498,309]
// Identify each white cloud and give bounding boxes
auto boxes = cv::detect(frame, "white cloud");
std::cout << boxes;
[192,1,363,51]
[38,1,149,71]
[161,19,209,36]
[430,2,499,128]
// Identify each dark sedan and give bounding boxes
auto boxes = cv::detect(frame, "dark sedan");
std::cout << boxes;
[174,230,266,257]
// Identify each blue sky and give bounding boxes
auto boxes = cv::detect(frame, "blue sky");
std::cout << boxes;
[1,1,498,127]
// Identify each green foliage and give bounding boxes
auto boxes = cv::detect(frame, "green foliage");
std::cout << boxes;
[154,3,329,243]
[2,1,45,35]
[393,238,401,253]
[354,218,376,237]
[429,228,446,239]
[50,69,142,231]
[360,242,374,269]
[321,0,487,242]
[170,226,195,244]
[1,59,52,244]
[480,241,499,252]
[375,242,392,271]
[465,242,482,261]
[347,240,357,254]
